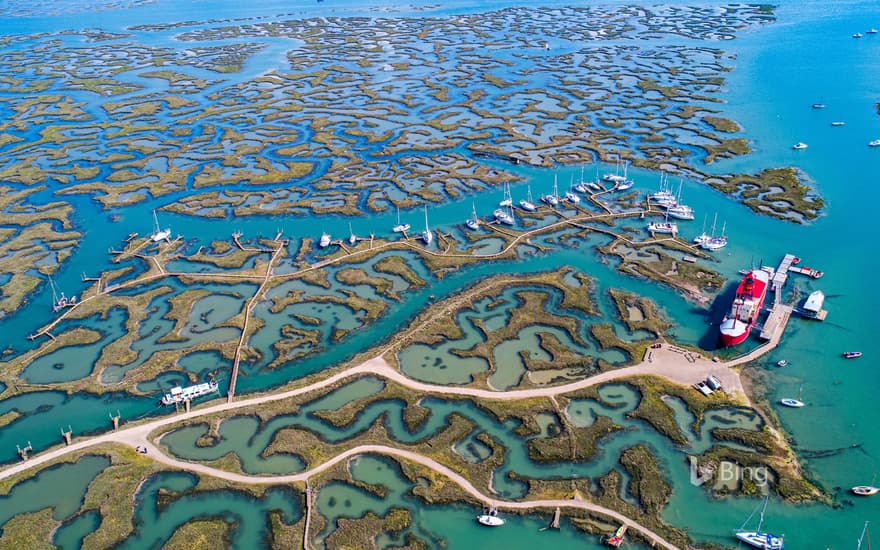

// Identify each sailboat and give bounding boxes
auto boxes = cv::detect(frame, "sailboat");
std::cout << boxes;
[666,179,695,220]
[49,276,76,312]
[587,166,603,191]
[574,165,589,193]
[780,385,804,408]
[652,173,676,206]
[615,161,634,191]
[565,175,581,203]
[856,521,870,549]
[603,157,625,183]
[852,473,879,496]
[421,206,433,245]
[519,186,537,212]
[693,213,711,246]
[493,205,515,225]
[703,220,728,251]
[499,183,513,207]
[466,202,480,230]
[734,495,784,549]
[319,231,331,248]
[541,175,560,206]
[348,223,358,246]
[150,209,171,242]
[392,206,410,233]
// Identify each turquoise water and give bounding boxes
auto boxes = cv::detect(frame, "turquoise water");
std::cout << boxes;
[1,0,879,547]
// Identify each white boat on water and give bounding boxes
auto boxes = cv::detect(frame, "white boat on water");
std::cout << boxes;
[348,223,358,246]
[392,206,410,233]
[869,139,880,147]
[476,507,505,527]
[466,202,480,230]
[734,495,784,550]
[665,179,695,220]
[161,380,219,406]
[421,206,433,245]
[603,157,625,183]
[541,175,560,206]
[499,182,513,207]
[150,209,171,242]
[792,142,808,150]
[574,165,589,193]
[701,219,727,251]
[519,186,537,212]
[853,32,864,38]
[49,276,77,313]
[831,121,846,126]
[852,474,879,496]
[319,232,331,248]
[780,386,804,408]
[868,28,879,34]
[494,206,515,225]
[615,161,634,191]
[647,210,677,234]
[565,176,581,203]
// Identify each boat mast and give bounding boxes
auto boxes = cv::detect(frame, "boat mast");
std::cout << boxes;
[856,520,869,550]
[152,209,160,234]
[756,495,768,533]
[48,276,59,304]
[424,206,430,232]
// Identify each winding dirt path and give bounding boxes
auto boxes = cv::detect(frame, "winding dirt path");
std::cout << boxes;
[0,344,765,550]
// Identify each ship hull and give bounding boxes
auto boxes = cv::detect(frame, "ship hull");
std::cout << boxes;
[719,269,770,347]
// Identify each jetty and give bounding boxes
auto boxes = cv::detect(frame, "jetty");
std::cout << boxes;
[758,253,828,339]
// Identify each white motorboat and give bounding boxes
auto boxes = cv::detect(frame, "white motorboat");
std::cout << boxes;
[853,32,864,38]
[831,121,845,126]
[392,206,410,233]
[869,139,880,147]
[792,142,808,150]
[319,232,331,248]
[780,398,804,408]
[476,507,505,527]
[647,210,677,234]
[466,202,480,230]
[150,209,171,242]
[421,206,433,245]
[734,495,784,550]
[519,186,537,212]
[852,474,879,496]
[161,380,219,406]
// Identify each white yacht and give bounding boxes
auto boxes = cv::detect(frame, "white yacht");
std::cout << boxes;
[150,209,171,242]
[615,161,634,191]
[499,182,513,207]
[563,175,580,203]
[792,142,808,150]
[574,165,589,193]
[466,202,480,230]
[392,206,410,233]
[734,496,784,550]
[541,175,560,206]
[476,507,505,527]
[869,139,880,147]
[421,206,433,245]
[348,223,357,246]
[519,186,537,212]
[319,232,331,248]
[494,206,515,225]
[161,380,219,406]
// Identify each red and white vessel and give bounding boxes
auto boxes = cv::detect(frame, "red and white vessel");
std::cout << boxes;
[719,268,771,347]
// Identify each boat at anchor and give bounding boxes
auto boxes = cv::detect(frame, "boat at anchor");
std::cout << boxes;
[476,507,505,527]
[719,268,771,347]
[734,495,784,550]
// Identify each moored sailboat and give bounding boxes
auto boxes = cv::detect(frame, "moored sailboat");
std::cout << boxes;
[392,206,410,233]
[466,202,480,230]
[541,175,560,206]
[476,506,505,527]
[519,186,537,212]
[734,495,784,550]
[421,206,433,245]
[150,209,171,242]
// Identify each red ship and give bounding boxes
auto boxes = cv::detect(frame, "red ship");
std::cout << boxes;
[719,269,770,347]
